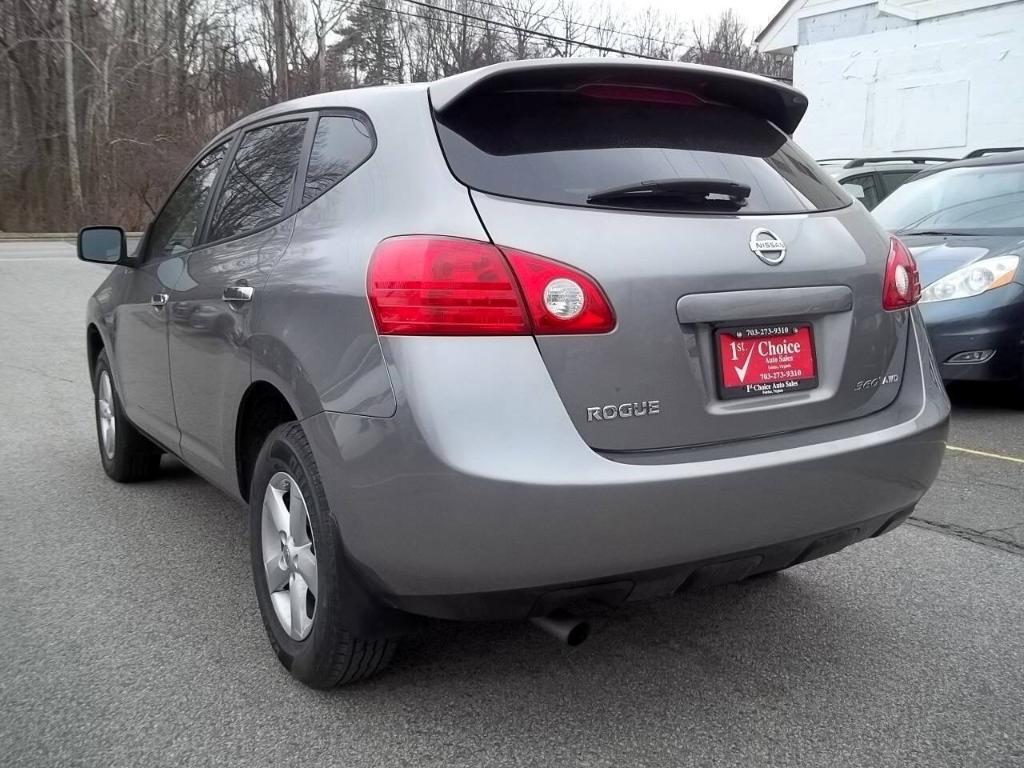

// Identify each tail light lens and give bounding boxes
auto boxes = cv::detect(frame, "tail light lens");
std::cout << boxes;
[368,236,615,336]
[882,236,921,311]
[502,248,616,334]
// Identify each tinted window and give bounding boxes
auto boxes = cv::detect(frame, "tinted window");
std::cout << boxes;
[878,170,919,197]
[208,120,307,242]
[873,164,1024,233]
[842,173,879,209]
[147,144,227,259]
[303,116,374,205]
[434,91,848,215]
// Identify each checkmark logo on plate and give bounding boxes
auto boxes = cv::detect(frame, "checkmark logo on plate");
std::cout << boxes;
[734,344,757,383]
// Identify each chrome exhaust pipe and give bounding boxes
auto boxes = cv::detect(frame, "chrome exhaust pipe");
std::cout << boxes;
[530,610,591,646]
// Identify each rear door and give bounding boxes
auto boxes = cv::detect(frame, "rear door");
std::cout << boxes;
[167,116,310,490]
[432,73,909,452]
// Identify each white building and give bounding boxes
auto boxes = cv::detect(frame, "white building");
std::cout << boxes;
[756,0,1024,158]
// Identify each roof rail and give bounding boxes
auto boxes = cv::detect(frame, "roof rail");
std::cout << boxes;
[964,147,1024,158]
[843,156,954,168]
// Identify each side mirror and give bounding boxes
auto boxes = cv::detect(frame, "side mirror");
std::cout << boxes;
[78,226,130,265]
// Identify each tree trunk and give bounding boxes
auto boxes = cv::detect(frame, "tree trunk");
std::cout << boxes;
[316,33,326,92]
[274,0,288,100]
[62,0,84,222]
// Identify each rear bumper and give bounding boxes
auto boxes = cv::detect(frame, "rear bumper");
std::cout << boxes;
[919,283,1024,382]
[302,315,949,621]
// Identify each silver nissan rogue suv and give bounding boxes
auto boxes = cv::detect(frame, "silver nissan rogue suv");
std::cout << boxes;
[78,59,950,688]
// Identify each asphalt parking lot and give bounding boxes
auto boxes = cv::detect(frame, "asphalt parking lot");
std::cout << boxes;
[2,239,1022,768]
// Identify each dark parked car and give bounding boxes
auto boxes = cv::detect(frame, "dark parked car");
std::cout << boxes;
[818,157,953,209]
[873,150,1024,399]
[78,59,949,688]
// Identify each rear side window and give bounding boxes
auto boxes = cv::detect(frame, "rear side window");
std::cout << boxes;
[879,170,919,196]
[434,91,848,215]
[303,115,374,205]
[208,120,307,242]
[842,173,880,209]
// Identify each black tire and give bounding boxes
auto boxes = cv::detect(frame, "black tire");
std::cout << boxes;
[249,422,397,688]
[92,350,162,482]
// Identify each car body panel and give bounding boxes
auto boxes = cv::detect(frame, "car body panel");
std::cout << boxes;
[303,314,946,603]
[168,219,295,492]
[103,257,183,451]
[251,88,486,421]
[472,193,908,451]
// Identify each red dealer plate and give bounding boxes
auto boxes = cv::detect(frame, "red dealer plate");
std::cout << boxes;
[715,323,818,400]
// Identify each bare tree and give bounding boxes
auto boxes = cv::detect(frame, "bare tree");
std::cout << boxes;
[0,0,793,233]
[310,0,350,92]
[495,0,549,60]
[62,0,84,218]
[683,10,792,80]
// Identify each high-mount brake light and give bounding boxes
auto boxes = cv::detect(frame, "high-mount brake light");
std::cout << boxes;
[882,236,922,311]
[367,237,616,336]
[576,84,704,106]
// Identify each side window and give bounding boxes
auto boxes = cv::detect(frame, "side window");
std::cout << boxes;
[302,115,375,206]
[879,170,919,197]
[207,120,307,243]
[842,173,879,209]
[147,143,228,259]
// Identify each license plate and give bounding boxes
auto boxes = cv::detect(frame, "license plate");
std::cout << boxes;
[716,323,818,399]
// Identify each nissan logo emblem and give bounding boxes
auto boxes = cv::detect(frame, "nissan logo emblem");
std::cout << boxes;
[749,228,786,265]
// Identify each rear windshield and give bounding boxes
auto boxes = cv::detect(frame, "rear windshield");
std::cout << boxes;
[433,90,849,215]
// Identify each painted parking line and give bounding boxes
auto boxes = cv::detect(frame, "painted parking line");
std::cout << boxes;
[947,445,1024,465]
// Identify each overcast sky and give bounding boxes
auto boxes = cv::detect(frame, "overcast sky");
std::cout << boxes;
[596,0,784,39]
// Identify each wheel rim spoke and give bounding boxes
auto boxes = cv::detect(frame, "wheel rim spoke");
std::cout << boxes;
[289,572,311,638]
[264,554,289,593]
[264,484,290,537]
[289,485,310,545]
[292,545,317,598]
[97,372,116,460]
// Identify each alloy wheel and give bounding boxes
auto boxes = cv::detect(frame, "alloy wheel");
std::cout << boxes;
[261,471,318,640]
[97,371,116,460]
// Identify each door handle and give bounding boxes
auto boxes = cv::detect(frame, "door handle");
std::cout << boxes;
[150,293,168,308]
[222,286,254,303]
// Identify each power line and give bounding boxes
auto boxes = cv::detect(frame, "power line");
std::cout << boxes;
[385,0,666,60]
[464,0,687,52]
[352,1,791,79]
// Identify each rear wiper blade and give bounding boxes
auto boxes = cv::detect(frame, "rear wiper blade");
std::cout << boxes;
[586,178,751,210]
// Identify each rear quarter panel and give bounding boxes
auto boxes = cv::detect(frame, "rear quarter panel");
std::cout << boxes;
[251,88,490,418]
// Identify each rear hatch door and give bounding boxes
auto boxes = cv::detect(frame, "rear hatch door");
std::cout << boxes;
[431,63,909,451]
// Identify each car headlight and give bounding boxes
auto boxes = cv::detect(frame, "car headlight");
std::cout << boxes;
[919,255,1019,303]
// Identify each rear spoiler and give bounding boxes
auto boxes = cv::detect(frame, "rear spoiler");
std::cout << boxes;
[429,58,809,134]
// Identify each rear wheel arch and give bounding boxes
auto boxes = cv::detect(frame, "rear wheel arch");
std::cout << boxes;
[235,381,300,502]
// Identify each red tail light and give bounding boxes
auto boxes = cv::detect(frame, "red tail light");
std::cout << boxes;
[367,236,615,336]
[502,248,616,334]
[882,236,921,311]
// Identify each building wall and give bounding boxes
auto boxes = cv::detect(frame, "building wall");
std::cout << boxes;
[793,2,1024,157]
